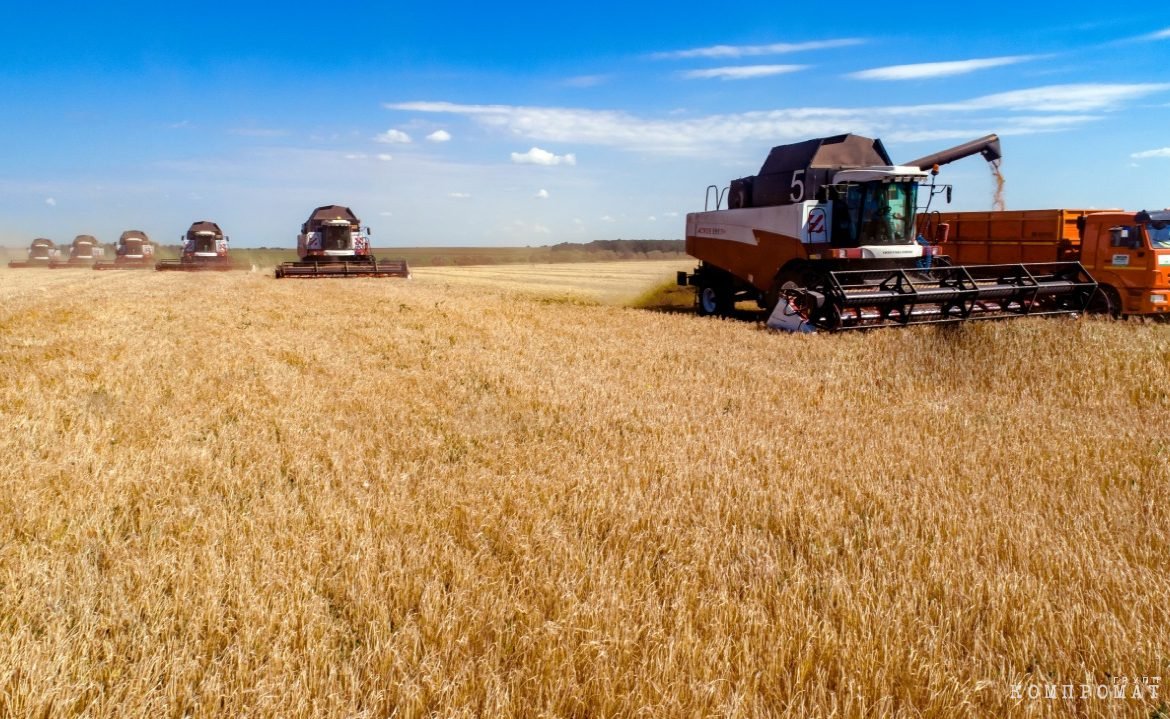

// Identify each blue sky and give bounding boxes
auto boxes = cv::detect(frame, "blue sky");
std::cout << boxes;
[1,2,1168,247]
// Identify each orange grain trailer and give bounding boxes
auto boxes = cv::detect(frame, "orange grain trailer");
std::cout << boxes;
[929,209,1170,317]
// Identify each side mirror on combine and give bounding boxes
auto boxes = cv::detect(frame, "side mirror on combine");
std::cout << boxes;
[946,186,952,204]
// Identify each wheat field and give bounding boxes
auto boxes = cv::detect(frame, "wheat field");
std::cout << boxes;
[0,263,1167,718]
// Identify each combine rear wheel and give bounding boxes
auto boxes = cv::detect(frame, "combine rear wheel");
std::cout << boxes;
[692,265,735,317]
[696,283,733,317]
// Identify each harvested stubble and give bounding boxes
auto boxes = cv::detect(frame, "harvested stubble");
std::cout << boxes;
[0,266,1167,718]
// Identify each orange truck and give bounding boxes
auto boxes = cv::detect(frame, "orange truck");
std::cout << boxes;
[927,209,1170,317]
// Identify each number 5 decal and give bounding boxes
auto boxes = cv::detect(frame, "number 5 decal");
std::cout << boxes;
[790,170,805,202]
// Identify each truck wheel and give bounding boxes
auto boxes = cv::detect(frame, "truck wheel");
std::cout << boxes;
[1087,285,1121,318]
[696,284,732,317]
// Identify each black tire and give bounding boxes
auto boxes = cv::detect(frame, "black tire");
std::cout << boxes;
[696,284,733,317]
[767,265,826,314]
[1087,285,1122,318]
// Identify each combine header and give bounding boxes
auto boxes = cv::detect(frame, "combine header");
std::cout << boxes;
[156,221,235,271]
[679,133,1096,331]
[8,238,59,268]
[48,235,104,268]
[94,230,154,270]
[274,205,410,279]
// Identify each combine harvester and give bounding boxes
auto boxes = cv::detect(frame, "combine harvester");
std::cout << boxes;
[156,221,235,271]
[94,230,154,270]
[274,205,410,279]
[8,238,59,268]
[49,234,104,268]
[679,134,1097,331]
[926,208,1170,319]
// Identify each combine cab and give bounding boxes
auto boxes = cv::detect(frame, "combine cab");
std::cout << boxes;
[156,221,234,271]
[8,238,59,268]
[274,205,410,279]
[680,133,1097,331]
[94,230,154,270]
[49,235,104,268]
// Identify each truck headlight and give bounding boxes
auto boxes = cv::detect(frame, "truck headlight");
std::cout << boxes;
[1151,294,1166,304]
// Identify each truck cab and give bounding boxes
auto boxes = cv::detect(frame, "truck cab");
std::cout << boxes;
[1081,210,1170,315]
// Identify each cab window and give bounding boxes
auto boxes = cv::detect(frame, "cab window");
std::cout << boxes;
[1109,226,1142,249]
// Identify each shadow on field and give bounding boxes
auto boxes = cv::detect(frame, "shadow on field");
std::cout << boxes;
[628,279,767,321]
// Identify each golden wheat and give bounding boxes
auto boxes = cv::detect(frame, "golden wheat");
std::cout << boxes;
[0,265,1167,718]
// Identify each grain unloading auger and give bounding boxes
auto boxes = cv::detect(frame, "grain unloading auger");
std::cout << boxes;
[156,221,236,271]
[679,133,1096,331]
[274,205,411,279]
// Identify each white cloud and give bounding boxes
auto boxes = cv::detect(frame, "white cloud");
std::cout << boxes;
[379,211,393,216]
[648,215,657,221]
[850,56,1038,80]
[425,130,451,143]
[388,83,1169,155]
[949,84,1170,112]
[663,211,679,217]
[169,120,192,129]
[346,152,394,161]
[449,192,471,199]
[562,74,610,88]
[1144,27,1170,40]
[45,197,56,206]
[375,129,412,144]
[682,64,806,80]
[534,189,549,199]
[600,215,615,222]
[1131,147,1170,159]
[653,38,863,59]
[229,128,290,137]
[510,147,577,166]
